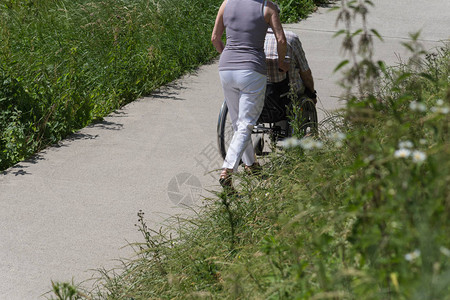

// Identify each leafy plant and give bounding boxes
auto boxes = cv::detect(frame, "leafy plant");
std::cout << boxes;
[278,0,333,22]
[0,0,222,171]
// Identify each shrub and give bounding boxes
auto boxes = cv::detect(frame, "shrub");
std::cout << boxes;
[278,0,333,22]
[0,0,222,170]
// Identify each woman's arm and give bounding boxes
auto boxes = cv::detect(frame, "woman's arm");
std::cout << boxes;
[265,2,288,72]
[211,0,227,53]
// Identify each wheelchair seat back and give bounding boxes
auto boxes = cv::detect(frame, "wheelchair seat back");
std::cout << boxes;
[258,72,291,124]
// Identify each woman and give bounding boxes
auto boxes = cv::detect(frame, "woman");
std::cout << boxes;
[211,0,288,188]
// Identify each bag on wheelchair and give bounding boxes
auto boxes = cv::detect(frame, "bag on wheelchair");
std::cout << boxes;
[258,74,291,123]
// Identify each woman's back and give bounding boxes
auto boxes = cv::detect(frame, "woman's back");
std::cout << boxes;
[219,0,269,75]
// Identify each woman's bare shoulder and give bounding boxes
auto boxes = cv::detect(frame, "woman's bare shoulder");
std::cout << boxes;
[264,1,279,21]
[266,1,280,13]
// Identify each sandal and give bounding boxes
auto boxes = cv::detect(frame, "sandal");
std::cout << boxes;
[244,162,262,175]
[219,168,233,188]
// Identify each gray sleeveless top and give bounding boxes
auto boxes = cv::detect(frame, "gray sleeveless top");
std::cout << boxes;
[219,0,269,75]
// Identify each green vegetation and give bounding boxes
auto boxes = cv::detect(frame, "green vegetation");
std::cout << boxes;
[278,0,331,23]
[48,1,449,299]
[0,0,222,170]
[0,0,325,171]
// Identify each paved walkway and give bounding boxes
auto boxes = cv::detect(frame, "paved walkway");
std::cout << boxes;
[1,1,449,298]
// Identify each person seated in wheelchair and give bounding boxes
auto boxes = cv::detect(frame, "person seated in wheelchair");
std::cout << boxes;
[260,8,316,125]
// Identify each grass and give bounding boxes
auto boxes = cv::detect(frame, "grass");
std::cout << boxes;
[85,45,448,300]
[0,0,221,170]
[278,0,332,23]
[48,1,449,298]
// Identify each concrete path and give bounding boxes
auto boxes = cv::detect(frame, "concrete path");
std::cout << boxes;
[1,1,449,298]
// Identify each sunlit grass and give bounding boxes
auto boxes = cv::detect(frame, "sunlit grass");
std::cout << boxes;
[0,0,221,170]
[48,41,449,300]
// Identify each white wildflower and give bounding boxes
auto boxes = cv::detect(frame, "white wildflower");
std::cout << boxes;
[431,106,449,114]
[364,154,375,164]
[405,249,421,261]
[299,137,323,150]
[394,148,411,158]
[411,150,426,163]
[390,221,401,229]
[440,247,450,257]
[327,131,346,148]
[279,137,301,148]
[436,99,444,106]
[398,140,413,149]
[299,137,314,150]
[327,131,346,141]
[409,101,426,112]
[314,140,324,149]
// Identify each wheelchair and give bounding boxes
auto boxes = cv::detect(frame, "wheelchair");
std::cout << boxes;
[217,73,318,160]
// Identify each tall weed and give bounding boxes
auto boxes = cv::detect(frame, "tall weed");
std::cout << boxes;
[0,0,222,170]
[278,0,333,22]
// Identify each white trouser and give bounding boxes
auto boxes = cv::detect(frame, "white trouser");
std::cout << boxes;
[219,70,266,171]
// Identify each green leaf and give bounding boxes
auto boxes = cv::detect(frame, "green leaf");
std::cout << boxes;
[333,29,347,38]
[409,31,421,41]
[328,6,341,12]
[401,42,415,52]
[351,29,363,37]
[395,72,412,84]
[418,72,437,83]
[371,29,383,41]
[377,60,387,73]
[334,60,350,73]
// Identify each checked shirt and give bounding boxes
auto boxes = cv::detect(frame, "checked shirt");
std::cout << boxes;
[264,28,310,94]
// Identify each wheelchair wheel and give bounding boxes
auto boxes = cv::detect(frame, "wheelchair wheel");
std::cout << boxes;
[253,135,264,156]
[298,98,318,137]
[217,101,265,160]
[217,101,233,160]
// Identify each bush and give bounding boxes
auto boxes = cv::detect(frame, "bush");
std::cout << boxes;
[0,0,222,170]
[278,0,333,22]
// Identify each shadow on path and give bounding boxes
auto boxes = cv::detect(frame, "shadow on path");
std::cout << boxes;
[91,120,124,131]
[0,117,125,176]
[146,82,186,101]
[1,153,45,176]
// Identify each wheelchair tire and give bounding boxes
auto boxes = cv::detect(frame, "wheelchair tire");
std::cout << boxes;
[298,98,318,137]
[217,101,232,160]
[253,135,264,156]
